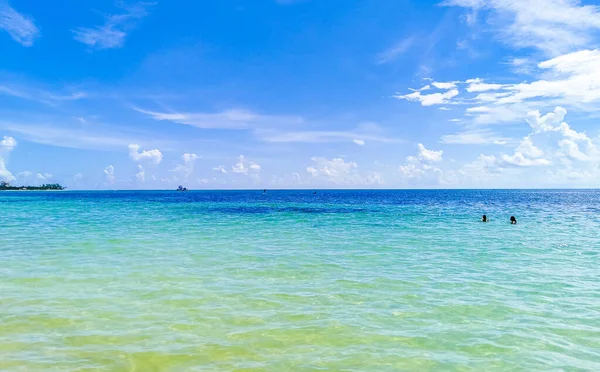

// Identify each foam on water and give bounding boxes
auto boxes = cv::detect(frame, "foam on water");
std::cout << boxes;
[1,190,599,371]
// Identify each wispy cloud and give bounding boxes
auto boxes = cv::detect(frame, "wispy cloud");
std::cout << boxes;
[0,120,168,151]
[0,1,39,46]
[73,2,155,50]
[0,83,86,105]
[397,49,600,124]
[376,36,416,64]
[274,0,308,4]
[256,129,401,144]
[440,129,511,145]
[133,107,304,129]
[442,0,600,56]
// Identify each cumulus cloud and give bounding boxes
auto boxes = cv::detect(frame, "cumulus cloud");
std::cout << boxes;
[128,144,163,165]
[0,135,16,150]
[213,165,228,174]
[36,173,53,183]
[399,143,445,183]
[0,2,39,46]
[307,157,357,178]
[0,136,17,182]
[395,89,459,106]
[397,50,600,124]
[353,139,365,146]
[17,170,32,178]
[104,165,115,184]
[135,165,145,182]
[173,153,199,179]
[432,81,457,90]
[417,143,443,162]
[231,155,261,175]
[306,157,383,185]
[456,107,600,187]
[500,153,551,167]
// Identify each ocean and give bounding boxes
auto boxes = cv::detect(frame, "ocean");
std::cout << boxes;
[1,190,599,371]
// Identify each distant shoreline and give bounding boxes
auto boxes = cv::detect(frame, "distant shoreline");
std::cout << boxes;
[0,183,66,191]
[0,189,66,191]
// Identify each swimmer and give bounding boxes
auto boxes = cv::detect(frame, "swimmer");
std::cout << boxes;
[510,216,517,225]
[482,215,488,222]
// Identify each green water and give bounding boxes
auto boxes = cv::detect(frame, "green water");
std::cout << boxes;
[1,190,599,371]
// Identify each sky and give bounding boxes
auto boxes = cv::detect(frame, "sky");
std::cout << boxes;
[2,0,600,189]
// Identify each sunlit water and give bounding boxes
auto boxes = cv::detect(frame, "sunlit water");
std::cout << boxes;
[1,190,599,371]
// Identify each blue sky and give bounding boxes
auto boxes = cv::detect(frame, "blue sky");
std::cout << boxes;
[2,0,600,189]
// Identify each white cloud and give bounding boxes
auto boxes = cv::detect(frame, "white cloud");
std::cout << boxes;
[376,36,416,64]
[442,0,600,56]
[1,120,151,151]
[173,153,199,179]
[500,152,551,167]
[104,165,115,184]
[213,165,228,174]
[353,139,365,146]
[417,143,443,162]
[306,157,357,178]
[395,89,459,106]
[258,129,399,144]
[0,136,17,182]
[0,2,38,46]
[134,107,303,130]
[455,107,600,186]
[432,81,457,90]
[558,139,589,161]
[305,157,382,185]
[466,81,506,92]
[0,83,87,105]
[515,137,544,158]
[73,2,155,49]
[0,135,17,151]
[398,50,600,124]
[135,165,145,182]
[182,153,199,164]
[399,143,444,183]
[36,172,53,183]
[128,144,163,165]
[399,162,425,178]
[441,129,510,145]
[231,155,261,175]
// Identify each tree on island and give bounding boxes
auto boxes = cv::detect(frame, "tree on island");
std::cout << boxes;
[0,181,65,191]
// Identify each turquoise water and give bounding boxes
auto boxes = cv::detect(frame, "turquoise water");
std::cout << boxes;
[1,190,599,371]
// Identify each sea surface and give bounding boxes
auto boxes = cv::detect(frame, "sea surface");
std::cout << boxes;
[1,190,599,371]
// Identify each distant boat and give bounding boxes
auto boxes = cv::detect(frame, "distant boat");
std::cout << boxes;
[177,185,189,192]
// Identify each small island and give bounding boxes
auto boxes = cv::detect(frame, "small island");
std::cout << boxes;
[0,181,65,191]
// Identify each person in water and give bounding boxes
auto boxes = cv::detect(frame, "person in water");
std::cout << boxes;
[510,216,517,224]
[482,215,488,222]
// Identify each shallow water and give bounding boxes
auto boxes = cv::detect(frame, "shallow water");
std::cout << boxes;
[1,190,599,371]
